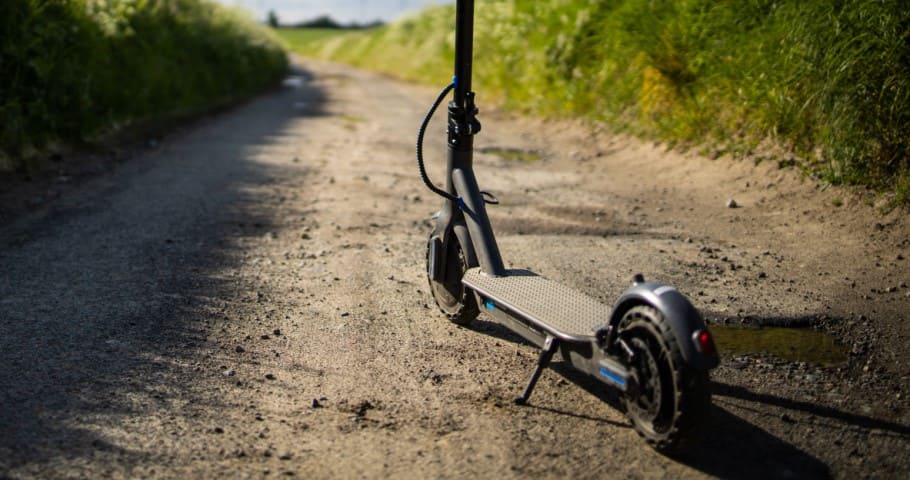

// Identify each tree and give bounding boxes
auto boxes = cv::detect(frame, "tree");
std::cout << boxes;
[267,10,279,28]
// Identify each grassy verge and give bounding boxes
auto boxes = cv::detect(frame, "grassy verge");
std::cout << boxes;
[0,0,288,171]
[281,0,910,204]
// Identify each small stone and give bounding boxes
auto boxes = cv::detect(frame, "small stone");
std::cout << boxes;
[235,346,245,353]
[279,452,293,461]
[213,427,224,434]
[264,450,272,458]
[312,398,323,408]
[726,199,738,208]
[340,312,350,317]
[265,373,276,380]
[261,334,270,340]
[758,272,767,279]
[223,369,236,377]
[273,329,282,336]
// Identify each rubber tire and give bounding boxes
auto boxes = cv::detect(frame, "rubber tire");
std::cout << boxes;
[426,235,479,325]
[618,305,710,455]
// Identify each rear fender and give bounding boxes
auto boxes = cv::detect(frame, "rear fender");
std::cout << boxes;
[610,282,719,370]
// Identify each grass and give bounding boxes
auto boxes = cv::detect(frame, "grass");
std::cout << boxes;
[0,0,288,171]
[281,0,910,204]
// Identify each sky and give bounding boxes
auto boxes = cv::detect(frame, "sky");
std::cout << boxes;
[215,0,454,25]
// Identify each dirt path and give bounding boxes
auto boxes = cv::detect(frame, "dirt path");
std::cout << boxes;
[1,60,908,479]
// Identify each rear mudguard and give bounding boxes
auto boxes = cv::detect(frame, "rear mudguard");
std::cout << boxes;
[610,282,719,371]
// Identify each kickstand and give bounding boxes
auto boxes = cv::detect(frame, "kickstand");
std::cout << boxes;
[514,336,559,406]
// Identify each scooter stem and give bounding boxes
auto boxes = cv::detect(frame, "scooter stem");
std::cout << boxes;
[447,0,506,276]
[454,0,474,106]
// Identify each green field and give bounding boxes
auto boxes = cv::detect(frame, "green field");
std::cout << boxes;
[281,0,910,205]
[0,0,288,171]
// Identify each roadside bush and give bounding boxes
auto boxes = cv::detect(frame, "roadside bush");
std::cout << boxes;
[0,0,288,170]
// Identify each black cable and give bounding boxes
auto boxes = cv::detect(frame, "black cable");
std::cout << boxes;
[416,82,457,202]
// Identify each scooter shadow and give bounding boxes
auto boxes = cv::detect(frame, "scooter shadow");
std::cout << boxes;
[468,319,834,479]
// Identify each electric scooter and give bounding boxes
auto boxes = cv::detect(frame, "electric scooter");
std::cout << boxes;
[417,0,719,453]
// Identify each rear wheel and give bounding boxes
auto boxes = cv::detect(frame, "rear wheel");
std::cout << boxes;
[426,235,478,325]
[618,305,710,454]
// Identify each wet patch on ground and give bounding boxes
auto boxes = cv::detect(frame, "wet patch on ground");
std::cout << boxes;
[492,215,645,237]
[491,204,652,237]
[712,325,849,366]
[479,147,545,162]
[539,205,614,223]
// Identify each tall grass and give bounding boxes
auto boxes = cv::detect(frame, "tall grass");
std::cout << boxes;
[283,0,910,200]
[0,0,288,171]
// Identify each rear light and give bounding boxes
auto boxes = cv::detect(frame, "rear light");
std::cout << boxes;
[692,329,716,355]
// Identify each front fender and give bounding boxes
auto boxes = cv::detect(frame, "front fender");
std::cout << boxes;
[610,282,719,370]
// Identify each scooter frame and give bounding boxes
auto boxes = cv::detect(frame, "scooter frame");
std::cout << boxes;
[421,0,719,452]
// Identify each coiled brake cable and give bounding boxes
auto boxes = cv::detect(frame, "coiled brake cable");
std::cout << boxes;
[416,82,458,202]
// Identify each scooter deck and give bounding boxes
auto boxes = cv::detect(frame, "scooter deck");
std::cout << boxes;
[462,268,612,343]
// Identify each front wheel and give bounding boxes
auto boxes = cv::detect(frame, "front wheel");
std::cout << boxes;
[618,305,710,454]
[426,234,478,325]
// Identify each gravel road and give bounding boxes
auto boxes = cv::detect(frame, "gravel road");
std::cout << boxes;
[1,60,908,479]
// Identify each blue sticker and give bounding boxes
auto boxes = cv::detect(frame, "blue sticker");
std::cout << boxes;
[599,367,626,387]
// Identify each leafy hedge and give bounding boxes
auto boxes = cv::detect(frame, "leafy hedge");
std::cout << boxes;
[0,0,288,170]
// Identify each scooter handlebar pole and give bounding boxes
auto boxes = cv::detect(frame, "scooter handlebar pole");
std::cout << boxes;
[446,0,505,277]
[454,0,474,107]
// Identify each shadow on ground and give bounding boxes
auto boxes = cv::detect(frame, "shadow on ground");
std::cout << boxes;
[464,313,910,478]
[0,66,325,474]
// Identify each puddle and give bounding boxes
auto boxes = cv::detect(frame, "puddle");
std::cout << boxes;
[341,114,365,130]
[342,114,365,123]
[479,147,544,162]
[710,325,848,366]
